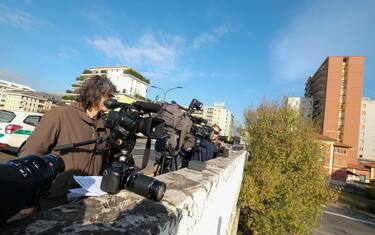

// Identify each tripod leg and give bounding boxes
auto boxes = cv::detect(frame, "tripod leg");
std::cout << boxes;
[154,163,160,177]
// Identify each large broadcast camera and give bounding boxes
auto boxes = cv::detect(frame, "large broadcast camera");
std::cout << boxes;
[100,99,166,201]
[190,116,215,142]
[0,154,64,225]
[154,98,204,175]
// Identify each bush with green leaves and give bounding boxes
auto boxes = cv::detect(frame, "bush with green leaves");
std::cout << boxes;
[238,102,331,234]
[82,69,92,74]
[123,68,150,84]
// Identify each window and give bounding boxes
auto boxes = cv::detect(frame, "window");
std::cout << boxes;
[359,175,366,182]
[335,147,347,155]
[0,110,16,122]
[23,115,41,127]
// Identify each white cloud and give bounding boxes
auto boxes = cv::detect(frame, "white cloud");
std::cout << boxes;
[58,46,79,59]
[0,4,37,30]
[270,0,375,82]
[192,25,229,49]
[85,25,231,80]
[86,32,185,70]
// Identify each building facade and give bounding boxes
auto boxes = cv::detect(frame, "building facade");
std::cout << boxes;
[1,90,54,113]
[305,56,371,182]
[63,66,149,104]
[202,102,234,136]
[305,56,364,166]
[285,96,313,122]
[0,79,34,91]
[358,97,375,161]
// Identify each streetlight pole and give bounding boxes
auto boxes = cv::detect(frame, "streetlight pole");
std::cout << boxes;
[150,85,183,101]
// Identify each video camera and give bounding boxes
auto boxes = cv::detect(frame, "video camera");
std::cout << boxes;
[100,99,166,200]
[0,154,64,225]
[190,116,214,142]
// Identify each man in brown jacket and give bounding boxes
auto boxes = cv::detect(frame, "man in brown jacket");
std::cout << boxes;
[19,75,117,211]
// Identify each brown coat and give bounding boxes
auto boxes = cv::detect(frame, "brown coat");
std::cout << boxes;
[20,103,108,208]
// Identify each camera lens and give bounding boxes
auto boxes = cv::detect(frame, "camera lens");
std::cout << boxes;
[124,173,166,201]
[0,154,65,224]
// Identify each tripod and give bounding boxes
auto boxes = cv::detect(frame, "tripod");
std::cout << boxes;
[153,136,181,176]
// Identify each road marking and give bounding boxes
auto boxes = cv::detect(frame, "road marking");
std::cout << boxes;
[324,210,375,226]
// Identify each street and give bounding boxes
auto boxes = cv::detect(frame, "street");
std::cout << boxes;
[314,206,375,235]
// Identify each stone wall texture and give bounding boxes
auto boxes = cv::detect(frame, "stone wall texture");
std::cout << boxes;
[3,151,246,235]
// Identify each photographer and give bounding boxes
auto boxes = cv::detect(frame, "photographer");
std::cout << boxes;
[19,75,117,212]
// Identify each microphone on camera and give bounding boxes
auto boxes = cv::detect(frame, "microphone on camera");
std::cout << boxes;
[132,101,161,113]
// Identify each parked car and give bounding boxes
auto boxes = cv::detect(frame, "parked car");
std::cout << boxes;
[0,110,43,149]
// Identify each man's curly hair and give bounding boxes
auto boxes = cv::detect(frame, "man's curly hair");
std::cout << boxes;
[75,75,117,110]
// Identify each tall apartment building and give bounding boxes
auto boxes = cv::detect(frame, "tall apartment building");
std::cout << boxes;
[202,102,234,136]
[358,97,375,161]
[305,56,365,180]
[63,66,149,104]
[285,96,313,122]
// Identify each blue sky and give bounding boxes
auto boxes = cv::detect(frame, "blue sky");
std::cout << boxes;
[1,0,375,124]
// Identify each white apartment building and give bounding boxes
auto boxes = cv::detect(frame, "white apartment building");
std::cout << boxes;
[89,66,149,98]
[286,96,313,122]
[202,102,234,136]
[64,66,149,104]
[0,79,34,91]
[358,97,375,161]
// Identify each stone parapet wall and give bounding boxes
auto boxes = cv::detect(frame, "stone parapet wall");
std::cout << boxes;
[4,151,246,235]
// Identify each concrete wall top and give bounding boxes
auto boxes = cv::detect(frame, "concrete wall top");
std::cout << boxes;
[3,151,247,235]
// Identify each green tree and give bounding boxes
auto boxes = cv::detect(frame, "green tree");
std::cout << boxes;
[239,102,330,234]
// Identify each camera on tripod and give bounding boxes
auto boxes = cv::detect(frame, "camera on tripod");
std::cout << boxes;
[153,98,205,175]
[190,116,215,143]
[100,99,167,200]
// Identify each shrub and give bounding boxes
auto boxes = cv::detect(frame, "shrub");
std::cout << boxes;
[238,102,331,234]
[123,68,150,84]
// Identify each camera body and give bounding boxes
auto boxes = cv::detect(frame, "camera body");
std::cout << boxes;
[192,125,214,143]
[101,159,166,201]
[100,99,166,200]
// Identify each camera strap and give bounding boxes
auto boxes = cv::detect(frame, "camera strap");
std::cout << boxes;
[140,138,152,170]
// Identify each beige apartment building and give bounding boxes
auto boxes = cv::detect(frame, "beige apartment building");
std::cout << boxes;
[285,96,313,122]
[1,90,53,113]
[202,102,234,136]
[358,97,375,161]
